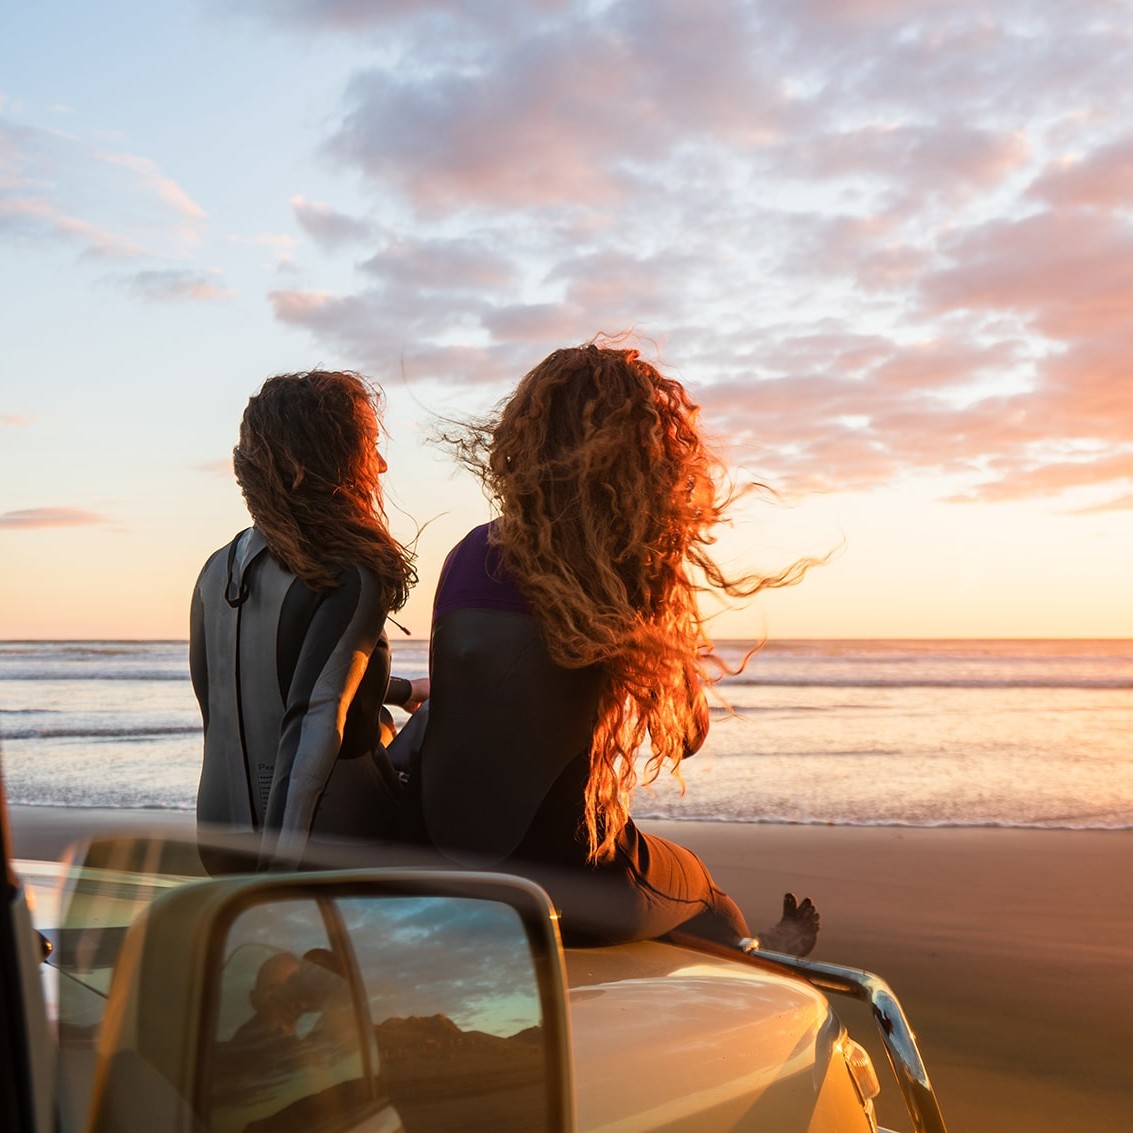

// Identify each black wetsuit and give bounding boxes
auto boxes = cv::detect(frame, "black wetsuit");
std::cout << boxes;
[191,528,403,861]
[418,523,749,945]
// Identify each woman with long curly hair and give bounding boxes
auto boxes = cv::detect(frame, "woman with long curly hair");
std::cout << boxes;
[416,342,819,949]
[191,371,426,862]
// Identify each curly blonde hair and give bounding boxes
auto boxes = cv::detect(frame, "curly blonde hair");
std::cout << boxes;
[449,343,810,862]
[233,370,415,611]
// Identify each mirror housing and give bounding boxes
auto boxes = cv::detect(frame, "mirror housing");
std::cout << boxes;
[87,870,573,1133]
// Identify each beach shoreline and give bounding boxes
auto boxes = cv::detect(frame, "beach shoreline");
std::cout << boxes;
[9,807,1133,1132]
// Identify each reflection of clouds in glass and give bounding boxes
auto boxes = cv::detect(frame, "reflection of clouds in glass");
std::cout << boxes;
[338,897,541,1038]
[214,893,541,1041]
[223,900,330,960]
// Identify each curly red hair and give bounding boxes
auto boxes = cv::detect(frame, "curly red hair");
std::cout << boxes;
[450,343,810,862]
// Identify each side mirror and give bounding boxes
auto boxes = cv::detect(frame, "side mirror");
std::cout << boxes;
[85,871,573,1133]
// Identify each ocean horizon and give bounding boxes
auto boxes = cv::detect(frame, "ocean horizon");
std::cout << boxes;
[1,637,1130,830]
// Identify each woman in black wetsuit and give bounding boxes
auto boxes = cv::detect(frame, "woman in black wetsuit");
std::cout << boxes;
[418,342,820,950]
[191,371,427,863]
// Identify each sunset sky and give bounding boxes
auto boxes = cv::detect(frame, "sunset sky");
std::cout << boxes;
[2,0,1130,641]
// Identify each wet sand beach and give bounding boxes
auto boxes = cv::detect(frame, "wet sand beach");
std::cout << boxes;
[650,820,1133,1133]
[10,807,1133,1133]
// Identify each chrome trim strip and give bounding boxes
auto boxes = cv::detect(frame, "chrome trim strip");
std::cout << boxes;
[735,948,948,1133]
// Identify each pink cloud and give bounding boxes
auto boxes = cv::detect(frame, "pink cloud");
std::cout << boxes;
[965,450,1133,502]
[97,149,205,221]
[1,121,204,259]
[198,458,235,477]
[326,4,789,213]
[248,1,1133,513]
[123,269,233,303]
[267,287,483,374]
[693,309,1133,505]
[551,248,692,321]
[270,289,337,320]
[0,508,109,529]
[925,210,1133,339]
[800,123,1030,198]
[290,195,372,250]
[0,196,142,258]
[480,303,584,342]
[235,0,566,36]
[870,338,1026,393]
[1031,138,1133,211]
[269,287,567,386]
[359,235,516,291]
[1071,492,1133,514]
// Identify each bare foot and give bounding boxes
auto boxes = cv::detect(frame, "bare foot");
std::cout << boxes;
[754,893,820,957]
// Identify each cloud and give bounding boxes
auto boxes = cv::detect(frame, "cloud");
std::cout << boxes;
[0,194,143,259]
[230,0,570,38]
[1071,492,1133,514]
[1,413,34,426]
[228,231,298,269]
[924,210,1133,340]
[480,302,582,343]
[268,286,524,385]
[250,0,1133,510]
[952,449,1133,503]
[0,119,205,259]
[269,231,534,377]
[0,508,110,529]
[1030,139,1133,211]
[97,149,205,222]
[198,458,235,476]
[120,269,233,303]
[325,5,790,215]
[291,195,372,250]
[786,122,1032,212]
[358,232,516,290]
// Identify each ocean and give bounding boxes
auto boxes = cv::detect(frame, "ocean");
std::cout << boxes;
[1,638,1129,829]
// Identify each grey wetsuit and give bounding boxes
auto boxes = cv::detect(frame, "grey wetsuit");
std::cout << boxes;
[191,528,402,861]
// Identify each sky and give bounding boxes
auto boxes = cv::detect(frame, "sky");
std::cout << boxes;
[1,0,1131,641]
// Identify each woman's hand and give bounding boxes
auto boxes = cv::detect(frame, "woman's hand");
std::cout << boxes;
[404,677,430,713]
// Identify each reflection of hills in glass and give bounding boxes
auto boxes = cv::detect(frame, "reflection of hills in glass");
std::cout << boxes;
[209,1012,544,1133]
[375,1014,546,1133]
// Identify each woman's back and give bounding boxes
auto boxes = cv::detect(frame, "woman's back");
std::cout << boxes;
[419,524,604,866]
[192,371,416,864]
[418,343,818,951]
[193,528,402,861]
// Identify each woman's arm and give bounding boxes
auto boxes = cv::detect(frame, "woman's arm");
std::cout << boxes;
[385,675,430,712]
[265,566,388,862]
[188,582,209,730]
